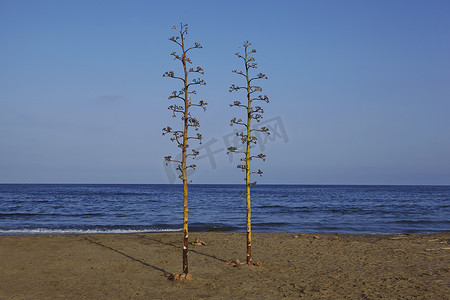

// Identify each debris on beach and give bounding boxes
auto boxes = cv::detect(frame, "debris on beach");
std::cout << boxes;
[226,259,248,267]
[180,273,193,281]
[191,237,206,246]
[389,235,409,240]
[293,233,310,238]
[165,272,193,282]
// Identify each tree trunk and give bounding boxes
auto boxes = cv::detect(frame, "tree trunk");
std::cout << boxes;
[182,174,189,274]
[245,52,252,265]
[182,37,189,275]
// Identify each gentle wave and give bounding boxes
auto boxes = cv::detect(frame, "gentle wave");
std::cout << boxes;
[189,224,240,232]
[0,228,183,235]
[394,220,450,224]
[0,213,104,217]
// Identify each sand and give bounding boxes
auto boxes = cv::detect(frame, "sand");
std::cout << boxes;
[1,232,449,299]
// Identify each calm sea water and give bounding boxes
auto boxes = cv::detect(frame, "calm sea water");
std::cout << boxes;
[0,184,449,235]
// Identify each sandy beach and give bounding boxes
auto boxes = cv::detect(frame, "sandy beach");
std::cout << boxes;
[1,232,449,299]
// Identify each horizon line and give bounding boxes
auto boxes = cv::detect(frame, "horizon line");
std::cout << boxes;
[1,182,449,186]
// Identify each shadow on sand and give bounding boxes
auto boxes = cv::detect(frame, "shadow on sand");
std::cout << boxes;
[84,237,170,274]
[139,234,229,263]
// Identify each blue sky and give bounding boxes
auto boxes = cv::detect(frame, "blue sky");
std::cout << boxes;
[1,0,449,184]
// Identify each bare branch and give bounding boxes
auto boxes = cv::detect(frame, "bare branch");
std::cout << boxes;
[162,126,172,135]
[170,133,183,145]
[186,149,199,158]
[251,169,263,176]
[249,135,257,144]
[250,153,266,161]
[163,71,185,81]
[168,36,182,47]
[252,95,269,103]
[237,164,247,171]
[188,66,204,74]
[229,84,245,92]
[168,90,184,101]
[249,73,268,82]
[232,69,246,77]
[229,100,248,109]
[185,116,200,129]
[247,62,258,69]
[251,113,263,122]
[251,126,270,135]
[186,42,202,52]
[190,100,208,111]
[187,78,206,88]
[168,104,184,117]
[235,52,245,60]
[249,86,262,94]
[230,117,248,127]
[187,132,202,141]
[227,146,246,154]
[164,155,181,165]
[170,51,183,62]
[251,106,264,114]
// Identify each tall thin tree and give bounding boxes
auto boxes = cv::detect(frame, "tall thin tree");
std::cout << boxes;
[228,41,269,265]
[162,23,206,275]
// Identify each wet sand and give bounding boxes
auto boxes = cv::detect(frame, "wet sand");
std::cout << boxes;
[1,232,449,299]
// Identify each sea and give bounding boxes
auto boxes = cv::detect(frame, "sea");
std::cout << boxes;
[0,184,449,235]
